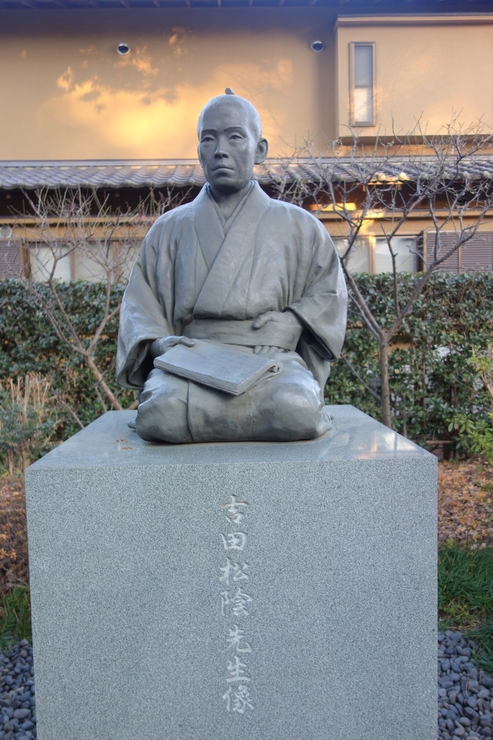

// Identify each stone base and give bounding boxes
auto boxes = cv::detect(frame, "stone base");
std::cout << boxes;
[25,406,437,740]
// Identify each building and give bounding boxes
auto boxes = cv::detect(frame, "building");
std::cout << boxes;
[1,0,493,278]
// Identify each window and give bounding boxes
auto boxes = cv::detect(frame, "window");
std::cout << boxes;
[374,237,415,273]
[29,245,72,282]
[350,43,375,126]
[333,236,416,274]
[27,241,140,283]
[421,231,493,273]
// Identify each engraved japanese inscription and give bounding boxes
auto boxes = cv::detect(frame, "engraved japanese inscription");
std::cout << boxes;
[219,494,253,714]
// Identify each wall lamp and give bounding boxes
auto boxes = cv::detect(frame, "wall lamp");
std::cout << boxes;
[116,43,131,56]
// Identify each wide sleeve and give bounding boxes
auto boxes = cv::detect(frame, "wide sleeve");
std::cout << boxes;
[288,215,347,359]
[116,219,175,390]
[287,214,348,393]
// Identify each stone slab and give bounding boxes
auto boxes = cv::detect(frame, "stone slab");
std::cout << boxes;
[25,405,437,740]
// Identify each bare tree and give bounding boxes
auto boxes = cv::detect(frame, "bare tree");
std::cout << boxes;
[18,187,188,413]
[270,125,493,428]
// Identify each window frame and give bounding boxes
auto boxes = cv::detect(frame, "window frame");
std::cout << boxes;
[26,238,141,284]
[349,41,376,127]
[333,234,417,274]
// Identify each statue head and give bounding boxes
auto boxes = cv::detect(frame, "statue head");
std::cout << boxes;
[197,92,268,195]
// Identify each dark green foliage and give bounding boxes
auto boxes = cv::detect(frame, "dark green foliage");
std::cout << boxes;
[1,273,493,449]
[0,387,57,474]
[325,272,493,447]
[0,279,137,441]
[449,346,493,462]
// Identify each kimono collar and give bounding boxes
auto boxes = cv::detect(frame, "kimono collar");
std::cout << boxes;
[205,181,255,234]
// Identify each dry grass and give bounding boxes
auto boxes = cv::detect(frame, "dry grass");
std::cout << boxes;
[0,373,59,475]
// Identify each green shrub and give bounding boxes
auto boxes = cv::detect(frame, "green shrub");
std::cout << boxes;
[449,345,493,462]
[0,280,137,444]
[326,272,493,447]
[1,272,493,451]
[0,375,59,474]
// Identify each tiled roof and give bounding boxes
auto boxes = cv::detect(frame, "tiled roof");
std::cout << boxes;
[0,156,492,190]
[261,156,493,184]
[0,160,207,190]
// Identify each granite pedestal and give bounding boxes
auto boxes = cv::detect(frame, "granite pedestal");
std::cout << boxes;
[25,405,437,740]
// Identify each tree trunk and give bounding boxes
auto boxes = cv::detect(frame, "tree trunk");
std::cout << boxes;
[379,338,392,428]
[85,354,123,411]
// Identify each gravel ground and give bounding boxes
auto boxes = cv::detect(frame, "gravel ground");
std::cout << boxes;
[439,631,493,739]
[0,632,490,739]
[0,640,35,740]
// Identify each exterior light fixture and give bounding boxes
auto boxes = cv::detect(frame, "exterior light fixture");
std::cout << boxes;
[116,43,131,55]
[310,40,324,53]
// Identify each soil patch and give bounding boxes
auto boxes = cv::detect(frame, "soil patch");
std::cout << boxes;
[438,459,493,547]
[0,477,29,600]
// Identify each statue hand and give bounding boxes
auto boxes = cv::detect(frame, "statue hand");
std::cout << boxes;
[151,335,195,358]
[252,310,301,330]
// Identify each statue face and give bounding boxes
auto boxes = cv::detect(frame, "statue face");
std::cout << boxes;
[198,100,267,194]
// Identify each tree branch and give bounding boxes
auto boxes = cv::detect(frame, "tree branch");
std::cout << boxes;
[340,353,383,403]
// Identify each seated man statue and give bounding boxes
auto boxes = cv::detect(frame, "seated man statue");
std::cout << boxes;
[116,91,347,443]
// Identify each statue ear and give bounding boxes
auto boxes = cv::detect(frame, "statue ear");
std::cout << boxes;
[254,137,268,165]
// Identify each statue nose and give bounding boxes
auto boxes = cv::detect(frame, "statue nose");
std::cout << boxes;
[214,137,229,157]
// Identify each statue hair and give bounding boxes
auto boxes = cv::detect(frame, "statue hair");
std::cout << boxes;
[197,94,263,140]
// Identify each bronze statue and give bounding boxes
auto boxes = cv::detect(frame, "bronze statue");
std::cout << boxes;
[116,92,347,443]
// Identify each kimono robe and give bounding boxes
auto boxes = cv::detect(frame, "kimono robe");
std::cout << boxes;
[116,182,347,443]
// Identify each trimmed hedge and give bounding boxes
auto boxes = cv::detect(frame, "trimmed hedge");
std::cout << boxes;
[326,272,493,446]
[0,280,137,441]
[1,273,493,449]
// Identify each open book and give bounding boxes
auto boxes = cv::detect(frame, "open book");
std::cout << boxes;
[154,339,282,396]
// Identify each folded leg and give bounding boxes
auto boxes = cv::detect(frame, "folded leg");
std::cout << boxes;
[187,357,329,442]
[136,369,192,443]
[135,356,330,444]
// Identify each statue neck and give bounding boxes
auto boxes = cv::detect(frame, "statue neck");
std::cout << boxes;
[208,181,253,224]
